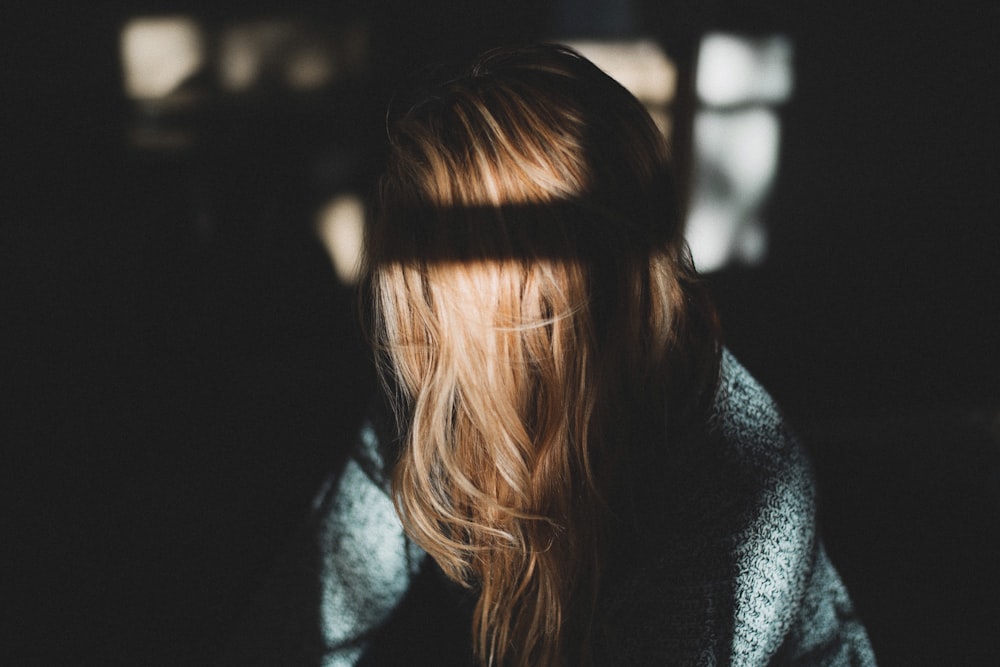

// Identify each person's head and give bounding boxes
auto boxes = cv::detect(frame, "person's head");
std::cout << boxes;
[365,43,718,666]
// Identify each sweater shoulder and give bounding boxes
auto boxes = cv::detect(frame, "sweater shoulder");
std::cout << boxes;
[709,348,803,469]
[601,350,819,665]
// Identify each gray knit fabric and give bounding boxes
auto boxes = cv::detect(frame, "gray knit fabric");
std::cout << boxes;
[315,422,425,666]
[225,350,876,666]
[594,350,876,665]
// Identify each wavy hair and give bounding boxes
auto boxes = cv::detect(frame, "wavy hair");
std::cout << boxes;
[364,44,719,666]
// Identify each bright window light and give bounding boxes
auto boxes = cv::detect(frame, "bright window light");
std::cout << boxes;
[316,194,366,285]
[696,32,793,107]
[685,204,741,273]
[686,203,770,272]
[685,32,793,272]
[686,108,780,272]
[695,108,781,205]
[120,16,205,99]
[563,39,677,106]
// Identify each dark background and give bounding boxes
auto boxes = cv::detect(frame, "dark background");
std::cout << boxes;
[5,1,998,665]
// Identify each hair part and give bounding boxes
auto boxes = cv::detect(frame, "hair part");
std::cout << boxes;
[365,44,719,667]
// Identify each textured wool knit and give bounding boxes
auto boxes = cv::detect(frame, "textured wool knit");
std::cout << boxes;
[226,350,876,666]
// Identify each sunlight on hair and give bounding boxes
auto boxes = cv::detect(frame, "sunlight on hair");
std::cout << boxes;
[696,33,793,107]
[371,44,724,667]
[120,16,205,99]
[563,38,676,105]
[316,194,366,284]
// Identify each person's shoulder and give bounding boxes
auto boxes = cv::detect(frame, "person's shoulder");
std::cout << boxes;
[645,349,813,532]
[703,352,820,659]
[599,351,821,664]
[707,348,807,478]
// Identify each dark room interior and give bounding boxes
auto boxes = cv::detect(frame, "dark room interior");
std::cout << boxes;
[6,1,998,665]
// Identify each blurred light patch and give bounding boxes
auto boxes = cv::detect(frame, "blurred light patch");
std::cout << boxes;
[696,109,780,206]
[316,194,366,284]
[218,20,330,92]
[564,39,677,106]
[696,33,793,107]
[120,16,205,99]
[687,108,781,272]
[685,32,793,272]
[686,202,769,272]
[218,18,368,93]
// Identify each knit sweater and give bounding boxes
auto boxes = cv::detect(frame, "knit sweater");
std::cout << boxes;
[225,350,876,666]
[593,350,876,665]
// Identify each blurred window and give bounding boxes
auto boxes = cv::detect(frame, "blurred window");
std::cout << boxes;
[687,32,793,272]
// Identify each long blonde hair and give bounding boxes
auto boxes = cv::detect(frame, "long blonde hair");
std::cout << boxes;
[364,44,718,666]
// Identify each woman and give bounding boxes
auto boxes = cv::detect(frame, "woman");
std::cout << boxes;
[293,44,875,666]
